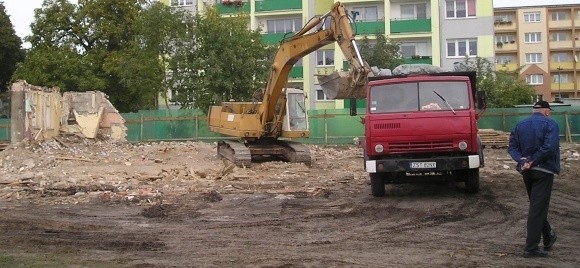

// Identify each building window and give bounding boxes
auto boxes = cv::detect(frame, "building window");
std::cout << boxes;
[316,89,329,101]
[494,14,514,23]
[526,74,543,85]
[447,39,477,58]
[401,44,417,58]
[266,18,302,34]
[551,32,568,41]
[524,12,541,22]
[171,0,194,6]
[525,53,542,63]
[446,0,476,19]
[551,11,568,21]
[496,55,514,64]
[317,50,334,66]
[552,52,570,62]
[400,3,427,19]
[524,32,542,43]
[553,73,569,83]
[351,6,379,22]
[495,35,515,44]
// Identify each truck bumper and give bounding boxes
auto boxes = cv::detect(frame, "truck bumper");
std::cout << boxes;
[366,155,480,173]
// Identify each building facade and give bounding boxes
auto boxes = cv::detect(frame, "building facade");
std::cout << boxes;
[494,4,580,101]
[161,0,494,110]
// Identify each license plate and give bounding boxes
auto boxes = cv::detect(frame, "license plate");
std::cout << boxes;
[410,162,436,169]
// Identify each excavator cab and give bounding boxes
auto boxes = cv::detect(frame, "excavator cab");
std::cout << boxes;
[283,88,309,133]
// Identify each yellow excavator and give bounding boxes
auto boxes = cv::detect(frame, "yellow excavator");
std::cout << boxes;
[207,2,370,166]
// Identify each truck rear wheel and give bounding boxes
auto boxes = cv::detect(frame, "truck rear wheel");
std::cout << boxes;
[370,173,385,197]
[465,169,479,193]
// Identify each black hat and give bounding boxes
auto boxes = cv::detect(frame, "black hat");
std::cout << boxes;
[533,101,553,111]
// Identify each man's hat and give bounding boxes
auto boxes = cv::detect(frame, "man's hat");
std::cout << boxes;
[533,100,553,111]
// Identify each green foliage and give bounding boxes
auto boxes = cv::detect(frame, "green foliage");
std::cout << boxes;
[358,34,403,70]
[457,57,535,108]
[0,3,25,91]
[168,6,274,111]
[13,0,166,112]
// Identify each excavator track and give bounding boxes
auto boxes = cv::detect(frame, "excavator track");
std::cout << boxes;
[217,139,312,167]
[217,140,252,167]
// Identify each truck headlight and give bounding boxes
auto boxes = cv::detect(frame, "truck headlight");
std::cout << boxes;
[374,144,384,153]
[458,141,468,150]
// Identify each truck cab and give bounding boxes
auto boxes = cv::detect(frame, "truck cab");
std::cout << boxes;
[363,72,485,197]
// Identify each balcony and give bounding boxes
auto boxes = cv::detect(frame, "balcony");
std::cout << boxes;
[255,0,301,13]
[262,32,289,45]
[495,63,519,72]
[390,19,431,34]
[550,40,574,49]
[289,66,303,79]
[494,21,516,32]
[550,62,575,70]
[216,1,250,14]
[549,19,573,29]
[353,21,385,35]
[403,56,432,65]
[550,82,575,92]
[495,41,517,52]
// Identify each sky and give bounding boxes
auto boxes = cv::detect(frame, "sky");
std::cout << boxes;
[3,0,580,45]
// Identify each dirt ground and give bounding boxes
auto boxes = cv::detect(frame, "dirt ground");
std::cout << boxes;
[0,136,578,267]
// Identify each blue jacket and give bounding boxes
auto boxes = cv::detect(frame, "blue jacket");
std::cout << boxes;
[507,112,560,175]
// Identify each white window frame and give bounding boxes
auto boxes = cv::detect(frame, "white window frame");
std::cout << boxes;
[494,14,513,23]
[351,6,379,22]
[400,3,428,19]
[526,74,543,85]
[171,0,194,6]
[524,12,541,22]
[551,11,568,21]
[445,0,477,19]
[551,32,568,42]
[524,32,542,43]
[316,50,335,66]
[496,55,514,64]
[552,52,570,62]
[266,18,302,34]
[495,35,515,44]
[315,89,330,101]
[447,39,477,58]
[525,53,542,64]
[553,73,569,83]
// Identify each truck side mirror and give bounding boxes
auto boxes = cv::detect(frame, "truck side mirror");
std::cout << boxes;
[349,98,357,116]
[476,90,487,110]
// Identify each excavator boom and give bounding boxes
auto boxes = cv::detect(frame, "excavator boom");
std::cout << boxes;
[207,2,370,166]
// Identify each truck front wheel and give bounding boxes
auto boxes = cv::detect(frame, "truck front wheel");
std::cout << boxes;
[370,173,385,197]
[465,168,480,193]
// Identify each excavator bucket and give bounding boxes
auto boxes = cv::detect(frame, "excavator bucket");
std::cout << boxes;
[318,71,367,100]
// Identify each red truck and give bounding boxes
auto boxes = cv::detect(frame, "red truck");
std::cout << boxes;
[359,70,486,197]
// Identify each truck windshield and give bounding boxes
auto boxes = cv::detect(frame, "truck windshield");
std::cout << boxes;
[369,81,470,114]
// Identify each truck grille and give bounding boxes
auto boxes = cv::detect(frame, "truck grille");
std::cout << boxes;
[374,123,401,129]
[388,140,454,153]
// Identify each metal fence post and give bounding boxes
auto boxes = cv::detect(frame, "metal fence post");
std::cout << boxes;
[140,114,144,142]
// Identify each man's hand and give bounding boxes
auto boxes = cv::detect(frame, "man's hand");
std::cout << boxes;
[521,161,532,171]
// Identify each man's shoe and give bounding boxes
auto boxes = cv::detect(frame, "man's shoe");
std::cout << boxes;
[544,232,557,251]
[523,248,548,258]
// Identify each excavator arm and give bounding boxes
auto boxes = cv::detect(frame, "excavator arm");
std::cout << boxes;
[207,1,369,166]
[258,1,370,136]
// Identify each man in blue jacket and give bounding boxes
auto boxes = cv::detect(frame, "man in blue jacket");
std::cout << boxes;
[508,100,560,258]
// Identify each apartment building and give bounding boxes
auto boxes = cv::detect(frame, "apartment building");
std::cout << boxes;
[161,0,494,110]
[494,4,580,101]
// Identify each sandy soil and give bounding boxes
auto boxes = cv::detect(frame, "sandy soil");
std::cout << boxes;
[0,136,579,267]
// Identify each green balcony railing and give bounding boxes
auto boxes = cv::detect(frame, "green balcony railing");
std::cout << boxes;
[390,18,431,33]
[289,66,304,79]
[262,32,290,45]
[216,2,250,14]
[403,57,433,65]
[352,21,385,35]
[255,0,301,12]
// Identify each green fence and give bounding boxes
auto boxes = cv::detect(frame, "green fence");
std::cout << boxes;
[0,107,578,143]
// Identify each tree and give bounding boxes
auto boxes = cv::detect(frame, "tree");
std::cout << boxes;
[168,6,274,110]
[0,2,25,92]
[12,0,171,112]
[457,57,535,108]
[358,33,403,70]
